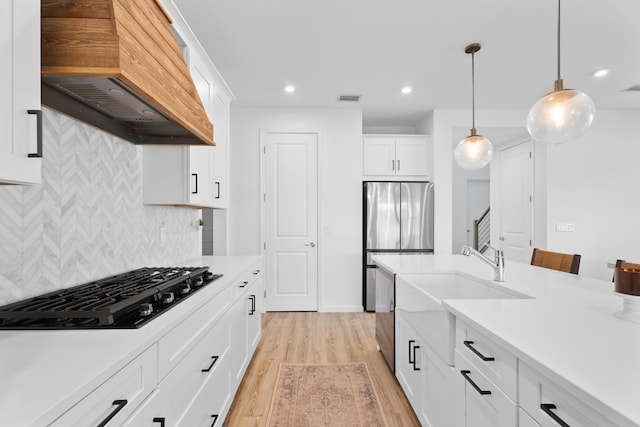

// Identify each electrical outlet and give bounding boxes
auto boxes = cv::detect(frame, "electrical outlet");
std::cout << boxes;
[556,223,575,232]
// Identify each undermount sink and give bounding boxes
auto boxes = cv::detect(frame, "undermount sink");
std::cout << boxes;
[395,272,530,366]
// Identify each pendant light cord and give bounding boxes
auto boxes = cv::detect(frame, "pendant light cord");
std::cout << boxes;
[557,0,561,81]
[471,50,476,132]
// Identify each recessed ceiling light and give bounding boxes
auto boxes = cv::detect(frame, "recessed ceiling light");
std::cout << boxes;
[401,86,412,94]
[592,68,610,78]
[284,85,295,93]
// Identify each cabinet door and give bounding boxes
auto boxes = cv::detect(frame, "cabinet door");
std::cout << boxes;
[0,0,41,185]
[455,350,517,427]
[210,89,230,208]
[189,146,213,206]
[419,345,455,427]
[229,290,249,387]
[395,314,422,412]
[519,361,616,427]
[247,271,263,354]
[51,345,157,427]
[363,136,396,175]
[395,136,428,176]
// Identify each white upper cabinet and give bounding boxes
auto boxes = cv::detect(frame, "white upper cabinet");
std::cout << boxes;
[363,135,431,178]
[142,0,234,209]
[0,0,42,185]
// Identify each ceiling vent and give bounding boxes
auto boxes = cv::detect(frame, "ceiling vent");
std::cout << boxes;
[338,94,361,102]
[621,84,640,92]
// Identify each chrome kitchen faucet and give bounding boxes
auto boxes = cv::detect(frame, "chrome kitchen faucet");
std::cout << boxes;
[461,244,505,282]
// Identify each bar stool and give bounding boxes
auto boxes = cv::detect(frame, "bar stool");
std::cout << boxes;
[530,248,581,274]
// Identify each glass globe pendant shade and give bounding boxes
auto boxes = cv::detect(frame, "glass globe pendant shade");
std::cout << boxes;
[527,87,595,144]
[454,132,493,170]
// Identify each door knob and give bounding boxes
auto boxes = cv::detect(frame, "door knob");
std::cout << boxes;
[305,242,316,247]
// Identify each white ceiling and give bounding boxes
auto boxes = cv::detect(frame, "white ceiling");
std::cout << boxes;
[174,0,640,127]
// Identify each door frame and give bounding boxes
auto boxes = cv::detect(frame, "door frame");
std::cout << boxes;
[260,129,323,311]
[490,136,535,257]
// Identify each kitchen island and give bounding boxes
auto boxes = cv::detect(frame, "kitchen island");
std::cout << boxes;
[372,253,640,427]
[0,255,262,427]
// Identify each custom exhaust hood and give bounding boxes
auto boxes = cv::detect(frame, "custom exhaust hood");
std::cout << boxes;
[41,0,214,146]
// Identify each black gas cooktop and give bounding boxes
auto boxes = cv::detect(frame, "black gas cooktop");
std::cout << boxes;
[0,267,222,329]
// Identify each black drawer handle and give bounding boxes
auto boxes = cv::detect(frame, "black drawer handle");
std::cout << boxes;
[152,418,165,427]
[201,355,219,372]
[210,414,219,426]
[96,399,128,427]
[239,281,248,288]
[249,295,256,315]
[541,403,570,427]
[252,269,261,275]
[460,370,491,395]
[192,173,198,194]
[408,340,415,364]
[27,109,43,158]
[412,345,420,371]
[463,340,495,362]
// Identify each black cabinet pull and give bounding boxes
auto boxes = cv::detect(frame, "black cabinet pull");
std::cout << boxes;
[540,403,570,427]
[214,181,220,199]
[408,340,415,364]
[460,370,491,395]
[96,399,128,427]
[391,159,395,170]
[412,345,420,371]
[27,109,43,158]
[252,269,261,275]
[397,160,400,171]
[239,281,248,288]
[210,414,219,426]
[192,173,198,194]
[152,418,166,427]
[249,295,256,315]
[201,355,219,372]
[463,340,495,362]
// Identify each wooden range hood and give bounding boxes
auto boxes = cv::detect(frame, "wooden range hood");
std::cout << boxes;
[41,0,214,146]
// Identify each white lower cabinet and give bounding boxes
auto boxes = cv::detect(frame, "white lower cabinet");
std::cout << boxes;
[455,350,517,427]
[50,345,157,427]
[54,259,265,427]
[519,361,615,427]
[396,311,455,427]
[229,268,263,387]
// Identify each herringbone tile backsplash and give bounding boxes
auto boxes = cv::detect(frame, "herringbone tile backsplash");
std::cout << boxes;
[0,109,201,305]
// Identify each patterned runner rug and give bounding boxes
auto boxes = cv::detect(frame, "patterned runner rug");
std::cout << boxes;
[266,362,388,427]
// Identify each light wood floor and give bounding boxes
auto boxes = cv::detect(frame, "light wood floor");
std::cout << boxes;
[224,312,420,426]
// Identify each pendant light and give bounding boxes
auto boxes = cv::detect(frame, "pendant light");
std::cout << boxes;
[454,43,493,170]
[527,0,595,144]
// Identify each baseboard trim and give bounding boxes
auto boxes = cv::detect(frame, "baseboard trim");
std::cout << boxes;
[320,305,364,313]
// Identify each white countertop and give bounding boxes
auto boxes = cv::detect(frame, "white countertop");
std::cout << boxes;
[372,253,640,426]
[0,255,260,427]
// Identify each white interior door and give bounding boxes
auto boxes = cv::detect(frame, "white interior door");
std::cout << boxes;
[265,132,318,311]
[498,141,533,263]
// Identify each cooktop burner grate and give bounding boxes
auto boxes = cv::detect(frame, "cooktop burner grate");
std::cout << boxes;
[0,267,222,329]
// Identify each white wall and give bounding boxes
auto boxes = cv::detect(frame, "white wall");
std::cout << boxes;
[229,107,363,311]
[546,110,640,280]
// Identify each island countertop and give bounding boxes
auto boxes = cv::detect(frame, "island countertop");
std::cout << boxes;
[371,253,640,426]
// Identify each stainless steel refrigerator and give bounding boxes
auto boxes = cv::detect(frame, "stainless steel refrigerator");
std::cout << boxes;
[363,181,434,311]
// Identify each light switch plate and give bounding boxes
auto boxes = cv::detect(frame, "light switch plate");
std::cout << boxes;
[556,223,575,232]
